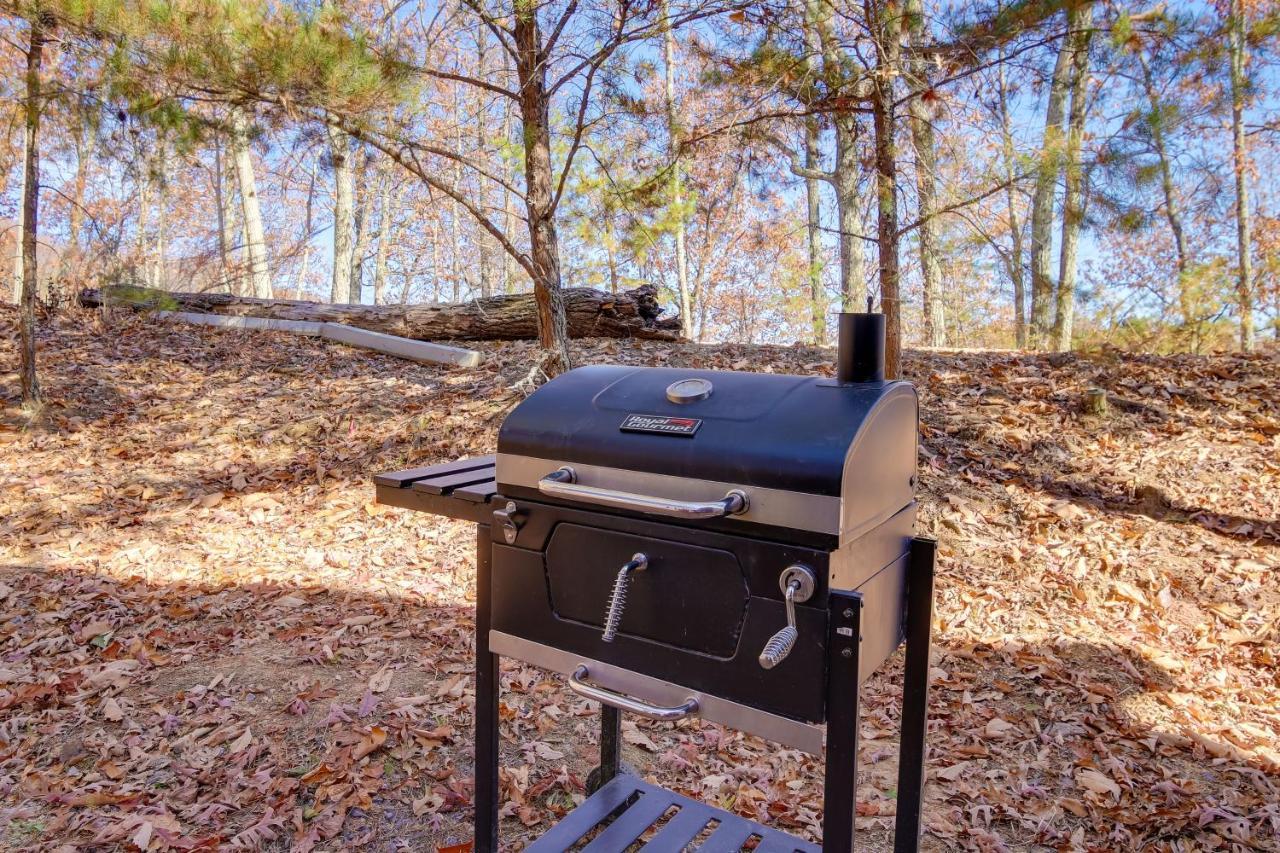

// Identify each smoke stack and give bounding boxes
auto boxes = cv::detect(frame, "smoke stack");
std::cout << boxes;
[835,312,885,384]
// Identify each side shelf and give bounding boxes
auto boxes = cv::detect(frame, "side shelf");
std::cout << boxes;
[374,454,500,524]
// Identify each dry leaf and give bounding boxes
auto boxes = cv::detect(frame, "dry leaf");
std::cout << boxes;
[77,620,113,643]
[368,665,394,693]
[353,726,387,761]
[1075,768,1121,799]
[228,728,254,754]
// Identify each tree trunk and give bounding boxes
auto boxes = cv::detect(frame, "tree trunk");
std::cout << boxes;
[604,216,620,294]
[804,122,824,344]
[1028,17,1074,348]
[327,117,355,304]
[809,0,867,312]
[832,125,867,312]
[154,137,167,289]
[1138,54,1187,277]
[449,81,466,303]
[80,284,681,341]
[350,149,373,303]
[662,0,693,333]
[19,15,43,407]
[372,180,402,306]
[868,0,902,379]
[1138,53,1195,349]
[10,124,27,306]
[803,0,825,345]
[230,107,272,299]
[906,0,945,347]
[137,165,150,283]
[69,125,95,252]
[294,163,317,298]
[997,59,1027,347]
[1051,4,1092,353]
[1229,0,1255,353]
[501,49,519,295]
[213,132,241,294]
[476,23,496,298]
[514,4,571,374]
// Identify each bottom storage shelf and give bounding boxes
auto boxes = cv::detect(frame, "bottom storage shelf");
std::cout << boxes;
[525,775,819,853]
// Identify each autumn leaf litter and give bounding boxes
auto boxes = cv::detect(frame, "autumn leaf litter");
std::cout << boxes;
[0,309,1277,851]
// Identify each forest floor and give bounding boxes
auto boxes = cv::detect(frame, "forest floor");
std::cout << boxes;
[0,306,1277,852]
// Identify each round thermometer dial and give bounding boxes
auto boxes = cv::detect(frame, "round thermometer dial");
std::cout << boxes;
[665,377,713,404]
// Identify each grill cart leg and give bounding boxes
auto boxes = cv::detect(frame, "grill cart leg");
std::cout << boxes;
[822,590,863,853]
[893,537,936,853]
[474,524,500,853]
[599,705,621,786]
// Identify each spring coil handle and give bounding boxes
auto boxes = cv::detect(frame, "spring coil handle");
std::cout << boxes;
[759,576,803,669]
[601,553,648,643]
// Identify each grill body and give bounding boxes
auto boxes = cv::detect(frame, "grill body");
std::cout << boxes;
[489,363,918,743]
[372,314,935,852]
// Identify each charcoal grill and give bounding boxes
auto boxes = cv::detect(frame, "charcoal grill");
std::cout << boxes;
[375,313,935,853]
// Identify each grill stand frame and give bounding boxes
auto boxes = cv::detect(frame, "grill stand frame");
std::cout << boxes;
[374,457,934,851]
[474,529,935,853]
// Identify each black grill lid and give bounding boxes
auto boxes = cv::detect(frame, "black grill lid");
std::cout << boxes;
[497,365,915,499]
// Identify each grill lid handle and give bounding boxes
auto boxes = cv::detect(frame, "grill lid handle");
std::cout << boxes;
[568,665,700,721]
[538,467,749,520]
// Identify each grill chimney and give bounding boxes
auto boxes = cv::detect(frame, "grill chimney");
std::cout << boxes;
[836,311,885,384]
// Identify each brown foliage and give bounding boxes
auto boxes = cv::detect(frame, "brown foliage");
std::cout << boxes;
[0,308,1277,849]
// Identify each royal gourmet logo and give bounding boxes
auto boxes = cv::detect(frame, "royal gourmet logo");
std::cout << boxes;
[619,413,703,437]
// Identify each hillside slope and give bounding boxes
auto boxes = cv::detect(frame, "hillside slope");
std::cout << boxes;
[1,308,1277,851]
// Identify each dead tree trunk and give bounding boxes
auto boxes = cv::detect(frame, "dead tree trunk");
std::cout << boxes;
[79,284,682,342]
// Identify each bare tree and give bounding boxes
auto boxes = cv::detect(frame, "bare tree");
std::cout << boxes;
[1028,13,1074,348]
[802,0,825,345]
[10,126,27,306]
[1051,2,1092,352]
[230,106,272,299]
[906,0,945,347]
[788,0,869,313]
[996,58,1028,347]
[327,117,355,304]
[868,0,903,377]
[662,0,692,330]
[1228,0,1255,352]
[19,12,44,407]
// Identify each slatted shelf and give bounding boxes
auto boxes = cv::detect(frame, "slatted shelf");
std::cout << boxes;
[373,455,500,524]
[525,775,817,853]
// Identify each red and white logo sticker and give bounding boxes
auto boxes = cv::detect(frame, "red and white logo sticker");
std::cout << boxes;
[619,413,702,437]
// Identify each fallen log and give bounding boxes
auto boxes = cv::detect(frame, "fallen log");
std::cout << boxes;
[78,284,683,341]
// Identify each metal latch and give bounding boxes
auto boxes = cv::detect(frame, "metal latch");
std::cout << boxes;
[493,501,522,545]
[758,565,815,669]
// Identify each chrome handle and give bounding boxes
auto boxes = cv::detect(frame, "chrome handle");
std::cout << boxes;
[759,565,815,670]
[568,665,700,721]
[538,467,748,520]
[602,553,647,643]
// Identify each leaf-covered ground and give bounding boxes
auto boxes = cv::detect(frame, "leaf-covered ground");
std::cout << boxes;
[1,307,1277,852]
